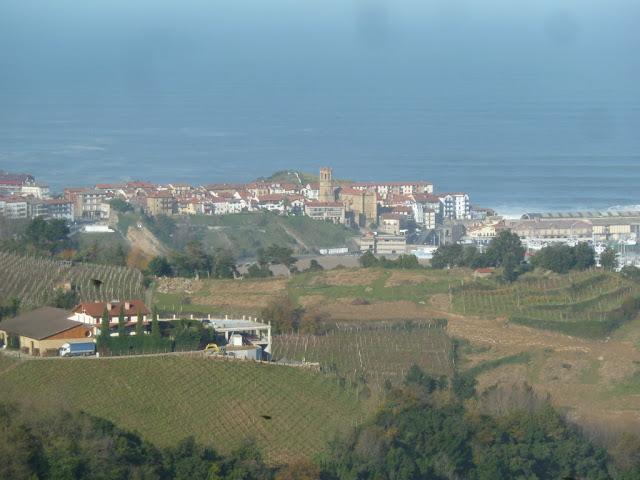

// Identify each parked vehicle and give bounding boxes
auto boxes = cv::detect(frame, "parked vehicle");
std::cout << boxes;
[59,342,96,357]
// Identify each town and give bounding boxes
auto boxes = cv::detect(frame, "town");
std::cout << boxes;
[2,167,639,265]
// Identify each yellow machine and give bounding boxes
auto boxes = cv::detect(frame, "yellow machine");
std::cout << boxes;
[205,343,220,353]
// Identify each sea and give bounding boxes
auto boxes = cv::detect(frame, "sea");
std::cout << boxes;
[1,1,639,219]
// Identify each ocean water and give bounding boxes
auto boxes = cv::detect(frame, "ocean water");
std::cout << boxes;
[1,1,639,218]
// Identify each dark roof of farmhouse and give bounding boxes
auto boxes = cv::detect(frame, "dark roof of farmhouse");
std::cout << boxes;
[0,307,81,340]
[521,211,640,220]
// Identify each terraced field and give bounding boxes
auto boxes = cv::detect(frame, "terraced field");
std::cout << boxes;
[451,270,640,338]
[0,251,145,310]
[273,321,453,392]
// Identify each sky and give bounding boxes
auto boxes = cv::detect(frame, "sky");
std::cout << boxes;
[1,0,638,91]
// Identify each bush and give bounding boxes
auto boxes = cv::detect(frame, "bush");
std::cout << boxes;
[174,329,202,351]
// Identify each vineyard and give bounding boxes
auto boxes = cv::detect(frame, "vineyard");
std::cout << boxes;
[0,354,365,464]
[0,251,146,309]
[452,270,640,338]
[272,321,454,392]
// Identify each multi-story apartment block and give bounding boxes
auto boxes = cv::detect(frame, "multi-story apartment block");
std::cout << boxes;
[346,181,433,196]
[21,182,50,199]
[76,189,109,220]
[305,201,346,224]
[44,199,75,221]
[25,197,46,218]
[438,192,470,219]
[146,191,176,216]
[0,196,28,218]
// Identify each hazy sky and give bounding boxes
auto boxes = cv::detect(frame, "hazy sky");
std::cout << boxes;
[1,0,638,91]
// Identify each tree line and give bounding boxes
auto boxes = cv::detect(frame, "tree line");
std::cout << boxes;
[318,365,640,480]
[95,305,215,355]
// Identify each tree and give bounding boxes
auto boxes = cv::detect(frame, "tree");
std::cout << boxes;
[359,251,379,268]
[459,245,486,269]
[0,297,21,322]
[300,306,325,335]
[109,198,131,213]
[148,256,172,277]
[257,244,297,273]
[572,242,595,270]
[261,295,297,333]
[211,249,236,279]
[171,241,212,278]
[151,305,160,339]
[118,305,126,337]
[599,247,618,271]
[24,216,70,253]
[135,306,144,337]
[502,251,520,283]
[307,259,324,272]
[98,306,110,345]
[431,243,463,269]
[530,245,575,274]
[395,254,421,269]
[620,265,640,283]
[246,264,273,278]
[485,231,524,267]
[52,288,78,309]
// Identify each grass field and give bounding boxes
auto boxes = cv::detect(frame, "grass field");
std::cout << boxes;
[0,354,366,464]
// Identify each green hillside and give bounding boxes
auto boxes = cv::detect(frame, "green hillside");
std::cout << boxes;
[117,211,357,259]
[0,355,366,464]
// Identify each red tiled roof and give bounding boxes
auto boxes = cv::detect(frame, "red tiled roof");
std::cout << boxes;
[72,300,150,318]
[258,194,286,202]
[475,268,495,274]
[391,206,412,213]
[203,183,246,191]
[339,187,365,196]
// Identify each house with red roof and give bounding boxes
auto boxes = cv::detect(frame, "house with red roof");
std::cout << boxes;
[70,300,151,336]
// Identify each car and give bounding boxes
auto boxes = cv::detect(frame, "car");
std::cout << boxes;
[201,319,213,327]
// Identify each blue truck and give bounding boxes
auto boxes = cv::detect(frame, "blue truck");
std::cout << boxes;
[59,342,96,357]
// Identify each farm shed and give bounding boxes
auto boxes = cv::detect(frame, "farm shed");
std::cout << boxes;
[225,345,262,361]
[0,307,94,356]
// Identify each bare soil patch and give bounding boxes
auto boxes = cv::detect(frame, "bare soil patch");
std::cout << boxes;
[204,278,289,295]
[192,293,272,311]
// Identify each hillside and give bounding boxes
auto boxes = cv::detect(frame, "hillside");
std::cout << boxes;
[116,211,358,261]
[152,267,640,441]
[0,250,145,311]
[0,354,366,464]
